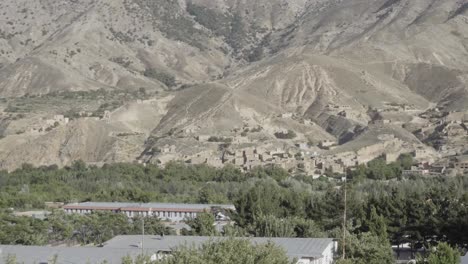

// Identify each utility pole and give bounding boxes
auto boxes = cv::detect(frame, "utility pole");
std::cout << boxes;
[342,168,347,260]
[142,215,145,255]
[140,204,146,255]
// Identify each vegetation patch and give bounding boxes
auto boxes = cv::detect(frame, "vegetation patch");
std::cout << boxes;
[274,130,297,139]
[144,68,176,88]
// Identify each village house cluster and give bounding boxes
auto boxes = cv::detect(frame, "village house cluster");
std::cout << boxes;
[155,133,415,177]
[27,114,69,134]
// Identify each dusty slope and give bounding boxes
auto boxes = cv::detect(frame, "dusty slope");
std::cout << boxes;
[0,0,467,169]
[0,0,309,97]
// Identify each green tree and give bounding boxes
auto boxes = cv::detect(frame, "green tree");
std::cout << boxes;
[186,212,216,236]
[398,153,414,170]
[198,186,227,204]
[337,231,394,264]
[47,210,73,242]
[156,238,293,264]
[252,214,295,238]
[418,243,460,264]
[366,206,388,241]
[133,216,173,236]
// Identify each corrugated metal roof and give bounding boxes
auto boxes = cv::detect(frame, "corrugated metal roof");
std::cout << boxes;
[104,235,335,259]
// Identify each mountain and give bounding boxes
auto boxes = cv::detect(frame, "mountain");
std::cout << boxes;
[0,0,467,170]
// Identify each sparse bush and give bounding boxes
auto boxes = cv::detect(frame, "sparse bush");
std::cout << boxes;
[251,126,263,133]
[274,130,296,139]
[110,56,132,68]
[208,136,232,143]
[143,68,176,87]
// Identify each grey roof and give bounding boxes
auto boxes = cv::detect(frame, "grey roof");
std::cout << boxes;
[104,235,335,259]
[0,236,334,263]
[462,253,468,264]
[65,202,235,210]
[0,246,153,264]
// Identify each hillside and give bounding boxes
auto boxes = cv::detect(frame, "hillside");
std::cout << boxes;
[0,0,467,170]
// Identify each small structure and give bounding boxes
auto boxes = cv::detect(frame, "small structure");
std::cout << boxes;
[402,166,430,177]
[102,111,111,120]
[280,113,294,118]
[232,136,249,144]
[161,145,176,154]
[443,111,468,124]
[197,135,210,142]
[444,123,466,137]
[296,143,310,150]
[452,155,468,172]
[319,140,337,149]
[12,211,50,220]
[372,119,391,125]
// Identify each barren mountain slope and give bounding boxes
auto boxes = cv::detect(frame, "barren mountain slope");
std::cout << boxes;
[0,0,467,170]
[267,0,468,108]
[0,0,310,97]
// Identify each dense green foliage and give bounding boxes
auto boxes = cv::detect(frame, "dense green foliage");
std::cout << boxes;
[336,232,394,264]
[0,160,467,263]
[0,210,172,246]
[186,3,248,53]
[183,212,217,236]
[131,0,206,50]
[0,161,296,209]
[417,242,460,264]
[144,68,176,87]
[349,154,414,180]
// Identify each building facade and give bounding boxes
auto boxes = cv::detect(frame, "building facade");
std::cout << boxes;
[63,202,235,222]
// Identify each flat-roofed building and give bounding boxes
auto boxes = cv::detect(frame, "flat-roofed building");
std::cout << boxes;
[453,155,468,172]
[0,236,336,264]
[462,252,468,264]
[0,246,153,264]
[104,235,337,264]
[63,202,235,222]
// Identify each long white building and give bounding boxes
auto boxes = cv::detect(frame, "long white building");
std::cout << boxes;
[63,202,235,222]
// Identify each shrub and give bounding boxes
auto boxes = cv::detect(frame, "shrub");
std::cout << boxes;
[143,68,176,87]
[274,130,297,139]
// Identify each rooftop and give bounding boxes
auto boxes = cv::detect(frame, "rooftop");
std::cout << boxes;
[455,155,468,162]
[0,236,335,263]
[462,254,468,264]
[0,246,151,264]
[103,235,335,259]
[63,202,235,211]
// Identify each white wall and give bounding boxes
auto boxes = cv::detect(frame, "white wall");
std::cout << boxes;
[295,242,335,264]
